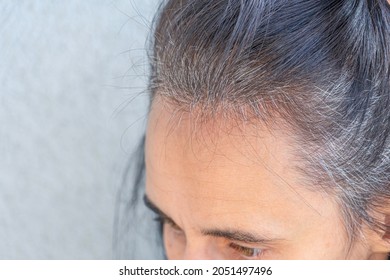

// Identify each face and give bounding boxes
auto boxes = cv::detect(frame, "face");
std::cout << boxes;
[144,98,382,260]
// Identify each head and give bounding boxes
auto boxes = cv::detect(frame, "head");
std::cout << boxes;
[142,0,390,259]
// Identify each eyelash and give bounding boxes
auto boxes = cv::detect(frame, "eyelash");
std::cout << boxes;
[228,242,264,259]
[153,215,167,225]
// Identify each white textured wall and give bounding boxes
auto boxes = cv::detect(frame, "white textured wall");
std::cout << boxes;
[0,0,157,259]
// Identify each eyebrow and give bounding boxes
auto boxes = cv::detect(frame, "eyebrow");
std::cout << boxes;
[144,195,178,227]
[144,195,280,244]
[200,228,275,244]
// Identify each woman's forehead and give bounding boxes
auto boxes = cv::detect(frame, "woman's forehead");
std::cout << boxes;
[145,99,339,221]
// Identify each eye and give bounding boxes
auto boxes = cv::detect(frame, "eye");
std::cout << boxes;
[154,215,186,259]
[229,242,263,259]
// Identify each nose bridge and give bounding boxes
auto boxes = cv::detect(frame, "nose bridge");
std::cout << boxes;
[182,238,219,260]
[183,245,211,260]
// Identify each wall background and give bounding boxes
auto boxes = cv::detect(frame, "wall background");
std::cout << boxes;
[0,0,157,259]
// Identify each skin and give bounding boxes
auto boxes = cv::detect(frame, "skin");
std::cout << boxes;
[145,97,389,260]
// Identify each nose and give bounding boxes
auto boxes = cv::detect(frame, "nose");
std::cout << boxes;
[181,241,220,260]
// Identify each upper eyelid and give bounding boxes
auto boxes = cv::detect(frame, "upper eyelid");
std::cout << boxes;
[229,242,261,253]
